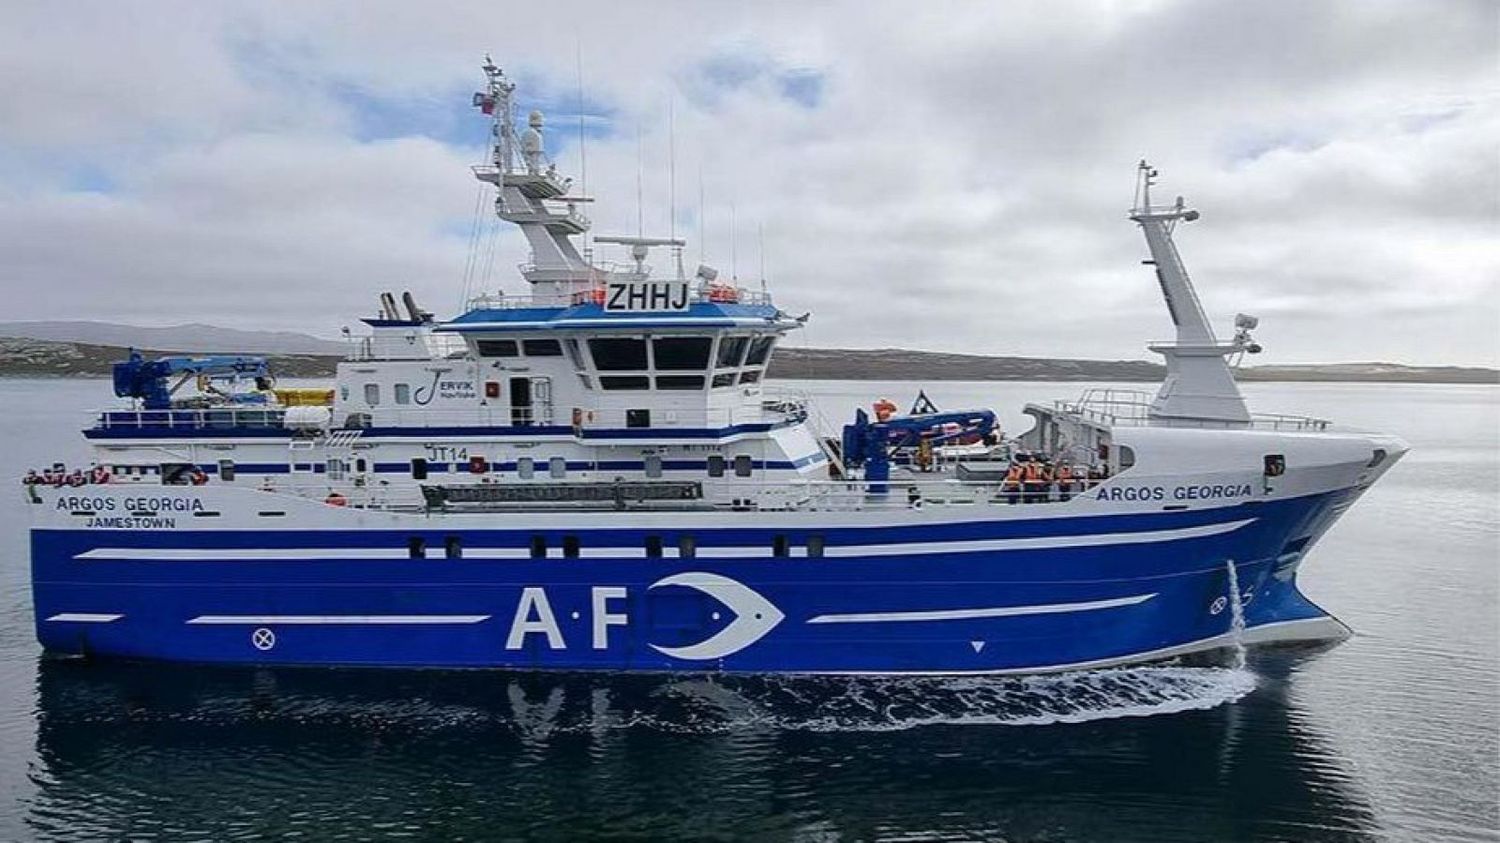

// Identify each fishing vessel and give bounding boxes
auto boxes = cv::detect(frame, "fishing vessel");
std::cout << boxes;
[23,59,1407,673]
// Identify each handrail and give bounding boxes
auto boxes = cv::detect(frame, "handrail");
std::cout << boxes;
[236,473,1105,514]
[1047,390,1329,431]
[462,284,774,313]
[94,407,288,431]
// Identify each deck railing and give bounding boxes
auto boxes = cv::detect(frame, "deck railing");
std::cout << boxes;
[1052,388,1329,431]
[463,283,774,313]
[94,407,288,431]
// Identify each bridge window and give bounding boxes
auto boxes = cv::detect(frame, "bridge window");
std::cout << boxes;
[745,336,776,366]
[734,455,754,477]
[410,458,428,480]
[394,383,411,405]
[711,373,736,388]
[716,336,749,368]
[600,376,650,391]
[653,337,712,370]
[364,383,380,406]
[477,339,519,357]
[656,375,705,390]
[522,339,563,357]
[590,337,648,371]
[563,535,581,559]
[707,455,726,477]
[738,370,762,385]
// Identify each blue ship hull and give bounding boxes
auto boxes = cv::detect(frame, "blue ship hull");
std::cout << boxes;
[31,490,1352,674]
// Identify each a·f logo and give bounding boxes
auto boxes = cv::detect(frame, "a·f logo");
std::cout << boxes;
[648,572,785,660]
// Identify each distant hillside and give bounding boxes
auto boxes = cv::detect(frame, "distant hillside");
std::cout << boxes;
[768,347,1164,381]
[0,337,337,379]
[0,321,345,355]
[770,347,1497,384]
[0,335,1493,385]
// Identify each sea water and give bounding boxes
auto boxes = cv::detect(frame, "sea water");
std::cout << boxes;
[0,378,1495,841]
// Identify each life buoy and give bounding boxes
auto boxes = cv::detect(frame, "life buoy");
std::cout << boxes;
[324,491,348,507]
[189,470,208,486]
[90,466,112,485]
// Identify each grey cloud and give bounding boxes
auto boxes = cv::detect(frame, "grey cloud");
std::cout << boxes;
[0,0,1493,366]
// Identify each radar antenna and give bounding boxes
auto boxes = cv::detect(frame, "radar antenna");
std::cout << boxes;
[1131,160,1261,424]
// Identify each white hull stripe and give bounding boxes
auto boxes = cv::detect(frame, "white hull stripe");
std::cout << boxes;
[73,519,1254,562]
[186,615,490,625]
[806,593,1156,625]
[822,519,1254,557]
[46,613,124,623]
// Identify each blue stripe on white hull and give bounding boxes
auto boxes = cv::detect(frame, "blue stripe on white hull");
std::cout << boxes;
[31,491,1349,674]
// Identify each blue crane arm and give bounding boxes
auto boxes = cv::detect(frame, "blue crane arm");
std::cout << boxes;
[841,407,997,488]
[112,349,271,409]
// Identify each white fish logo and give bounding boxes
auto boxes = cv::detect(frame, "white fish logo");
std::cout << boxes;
[648,572,785,661]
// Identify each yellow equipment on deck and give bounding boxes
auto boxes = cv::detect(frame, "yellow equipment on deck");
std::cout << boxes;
[274,388,335,407]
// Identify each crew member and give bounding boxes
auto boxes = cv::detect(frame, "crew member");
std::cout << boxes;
[1056,462,1074,502]
[1002,461,1023,504]
[1021,456,1043,503]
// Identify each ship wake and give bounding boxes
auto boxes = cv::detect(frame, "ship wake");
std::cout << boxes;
[637,664,1258,733]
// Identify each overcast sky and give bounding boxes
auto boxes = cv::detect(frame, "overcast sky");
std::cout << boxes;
[2,1,1495,365]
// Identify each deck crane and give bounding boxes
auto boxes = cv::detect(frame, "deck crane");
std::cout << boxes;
[842,406,997,491]
[111,349,273,410]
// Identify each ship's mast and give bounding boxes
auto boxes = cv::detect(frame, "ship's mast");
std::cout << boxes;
[1131,161,1259,424]
[471,56,595,299]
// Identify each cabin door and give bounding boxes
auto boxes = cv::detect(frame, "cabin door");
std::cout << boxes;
[510,377,532,426]
[530,377,553,426]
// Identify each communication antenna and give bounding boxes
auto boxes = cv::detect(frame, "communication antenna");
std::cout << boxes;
[669,95,682,280]
[730,202,738,282]
[575,35,591,265]
[697,163,706,266]
[635,124,644,237]
[758,222,766,293]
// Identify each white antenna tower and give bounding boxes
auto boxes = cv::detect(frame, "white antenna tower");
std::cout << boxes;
[697,164,706,266]
[730,202,738,282]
